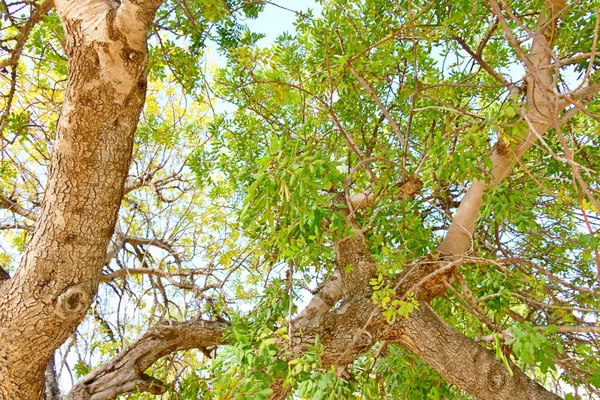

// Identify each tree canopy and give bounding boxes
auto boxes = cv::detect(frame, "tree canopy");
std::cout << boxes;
[0,0,599,399]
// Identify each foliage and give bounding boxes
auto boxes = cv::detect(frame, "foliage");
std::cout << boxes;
[370,273,419,323]
[205,0,600,396]
[208,285,289,399]
[1,0,599,398]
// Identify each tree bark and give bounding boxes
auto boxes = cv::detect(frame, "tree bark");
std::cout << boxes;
[66,320,226,400]
[396,304,560,400]
[44,355,61,400]
[0,0,161,397]
[290,296,561,400]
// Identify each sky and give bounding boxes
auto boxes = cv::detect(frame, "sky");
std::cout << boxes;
[245,0,322,45]
[206,0,323,113]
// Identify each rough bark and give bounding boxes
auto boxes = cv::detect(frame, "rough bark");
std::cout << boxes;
[66,320,226,400]
[291,296,561,400]
[395,304,560,400]
[44,355,61,400]
[77,279,562,400]
[0,0,162,397]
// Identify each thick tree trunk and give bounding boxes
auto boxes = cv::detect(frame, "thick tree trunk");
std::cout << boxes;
[0,0,161,397]
[288,296,561,400]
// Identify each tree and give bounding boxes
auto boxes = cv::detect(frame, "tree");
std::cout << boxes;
[0,0,599,399]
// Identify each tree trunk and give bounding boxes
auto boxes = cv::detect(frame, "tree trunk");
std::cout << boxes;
[0,0,161,397]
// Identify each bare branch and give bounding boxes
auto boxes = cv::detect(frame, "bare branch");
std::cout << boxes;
[0,193,37,221]
[451,34,511,87]
[476,326,600,343]
[99,267,202,283]
[125,236,183,264]
[44,355,60,400]
[66,319,226,400]
[559,83,600,108]
[296,270,343,319]
[348,64,406,145]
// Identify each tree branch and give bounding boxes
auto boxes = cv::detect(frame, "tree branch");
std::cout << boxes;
[100,266,201,282]
[44,354,61,400]
[0,0,54,70]
[66,319,226,400]
[438,0,568,255]
[0,193,38,221]
[288,296,561,400]
[451,33,511,87]
[559,82,600,108]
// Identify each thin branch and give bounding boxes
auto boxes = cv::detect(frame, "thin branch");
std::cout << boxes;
[476,325,600,342]
[512,292,600,314]
[0,0,55,70]
[451,34,511,87]
[0,193,37,220]
[100,267,203,283]
[347,64,406,145]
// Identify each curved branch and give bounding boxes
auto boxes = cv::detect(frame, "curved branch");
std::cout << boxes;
[438,0,568,255]
[66,319,227,400]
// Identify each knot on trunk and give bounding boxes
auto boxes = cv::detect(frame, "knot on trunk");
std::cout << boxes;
[486,362,508,390]
[354,329,373,348]
[55,286,89,319]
